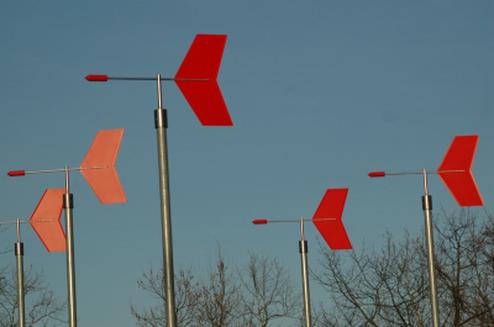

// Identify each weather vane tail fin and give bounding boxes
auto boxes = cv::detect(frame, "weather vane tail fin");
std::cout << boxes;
[80,129,127,204]
[30,189,66,252]
[438,135,483,207]
[175,34,232,126]
[312,188,352,250]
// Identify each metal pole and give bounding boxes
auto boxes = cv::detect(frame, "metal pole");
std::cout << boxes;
[154,74,177,327]
[422,169,440,327]
[299,218,312,327]
[64,168,77,327]
[15,218,25,327]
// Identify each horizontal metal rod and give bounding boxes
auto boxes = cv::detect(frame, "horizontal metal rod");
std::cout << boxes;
[267,218,336,223]
[0,219,58,225]
[0,219,27,225]
[24,166,106,175]
[109,77,209,82]
[385,169,465,176]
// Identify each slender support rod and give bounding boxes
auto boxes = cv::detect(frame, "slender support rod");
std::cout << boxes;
[422,169,440,327]
[383,169,465,176]
[154,74,177,327]
[16,166,105,175]
[256,218,336,224]
[15,218,25,327]
[107,76,207,82]
[299,218,312,327]
[64,168,77,327]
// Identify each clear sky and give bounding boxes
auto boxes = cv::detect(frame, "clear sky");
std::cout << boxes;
[1,1,493,326]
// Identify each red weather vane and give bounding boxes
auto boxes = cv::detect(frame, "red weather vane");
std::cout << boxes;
[7,128,126,327]
[86,34,232,126]
[369,135,482,206]
[253,188,352,327]
[85,34,232,327]
[368,135,482,327]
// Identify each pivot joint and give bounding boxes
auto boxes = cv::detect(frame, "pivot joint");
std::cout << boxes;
[154,108,168,129]
[15,242,24,256]
[63,193,74,209]
[422,195,432,211]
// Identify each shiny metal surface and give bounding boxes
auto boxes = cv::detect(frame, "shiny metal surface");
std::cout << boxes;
[107,76,207,81]
[422,169,439,327]
[15,219,25,327]
[299,219,312,327]
[263,218,336,224]
[155,75,177,327]
[24,166,105,175]
[64,169,77,327]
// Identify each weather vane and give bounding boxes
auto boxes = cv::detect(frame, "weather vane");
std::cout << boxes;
[369,135,483,327]
[253,188,352,327]
[8,129,127,327]
[85,34,232,327]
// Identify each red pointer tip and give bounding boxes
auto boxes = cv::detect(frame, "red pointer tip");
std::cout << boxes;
[8,170,25,177]
[85,74,108,82]
[252,219,268,225]
[368,171,386,178]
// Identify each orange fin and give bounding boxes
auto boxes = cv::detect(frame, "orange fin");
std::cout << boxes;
[30,189,66,252]
[80,129,127,204]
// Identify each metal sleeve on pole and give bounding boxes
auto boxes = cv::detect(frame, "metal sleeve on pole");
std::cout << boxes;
[63,193,74,209]
[15,242,24,256]
[299,240,308,253]
[155,109,168,129]
[422,195,432,211]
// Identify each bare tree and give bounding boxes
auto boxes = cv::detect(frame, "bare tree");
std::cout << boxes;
[238,254,299,327]
[195,254,242,327]
[0,266,65,327]
[314,211,494,327]
[131,268,201,327]
[131,256,241,327]
[132,253,299,327]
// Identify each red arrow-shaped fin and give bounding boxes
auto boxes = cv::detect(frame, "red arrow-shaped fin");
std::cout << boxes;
[312,188,352,250]
[438,135,483,207]
[80,129,127,204]
[175,34,233,126]
[29,189,66,252]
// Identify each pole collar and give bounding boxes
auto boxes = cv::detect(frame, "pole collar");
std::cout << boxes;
[299,240,308,253]
[422,195,432,211]
[155,108,168,129]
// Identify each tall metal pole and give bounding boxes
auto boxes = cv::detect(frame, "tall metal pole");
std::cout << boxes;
[64,168,77,327]
[299,218,312,327]
[154,74,177,327]
[422,169,440,327]
[15,218,25,327]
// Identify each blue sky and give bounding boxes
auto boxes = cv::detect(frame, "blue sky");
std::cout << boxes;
[1,1,493,326]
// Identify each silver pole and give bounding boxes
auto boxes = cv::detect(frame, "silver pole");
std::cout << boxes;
[15,218,25,327]
[299,218,312,327]
[64,168,77,327]
[154,74,177,327]
[422,169,440,327]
